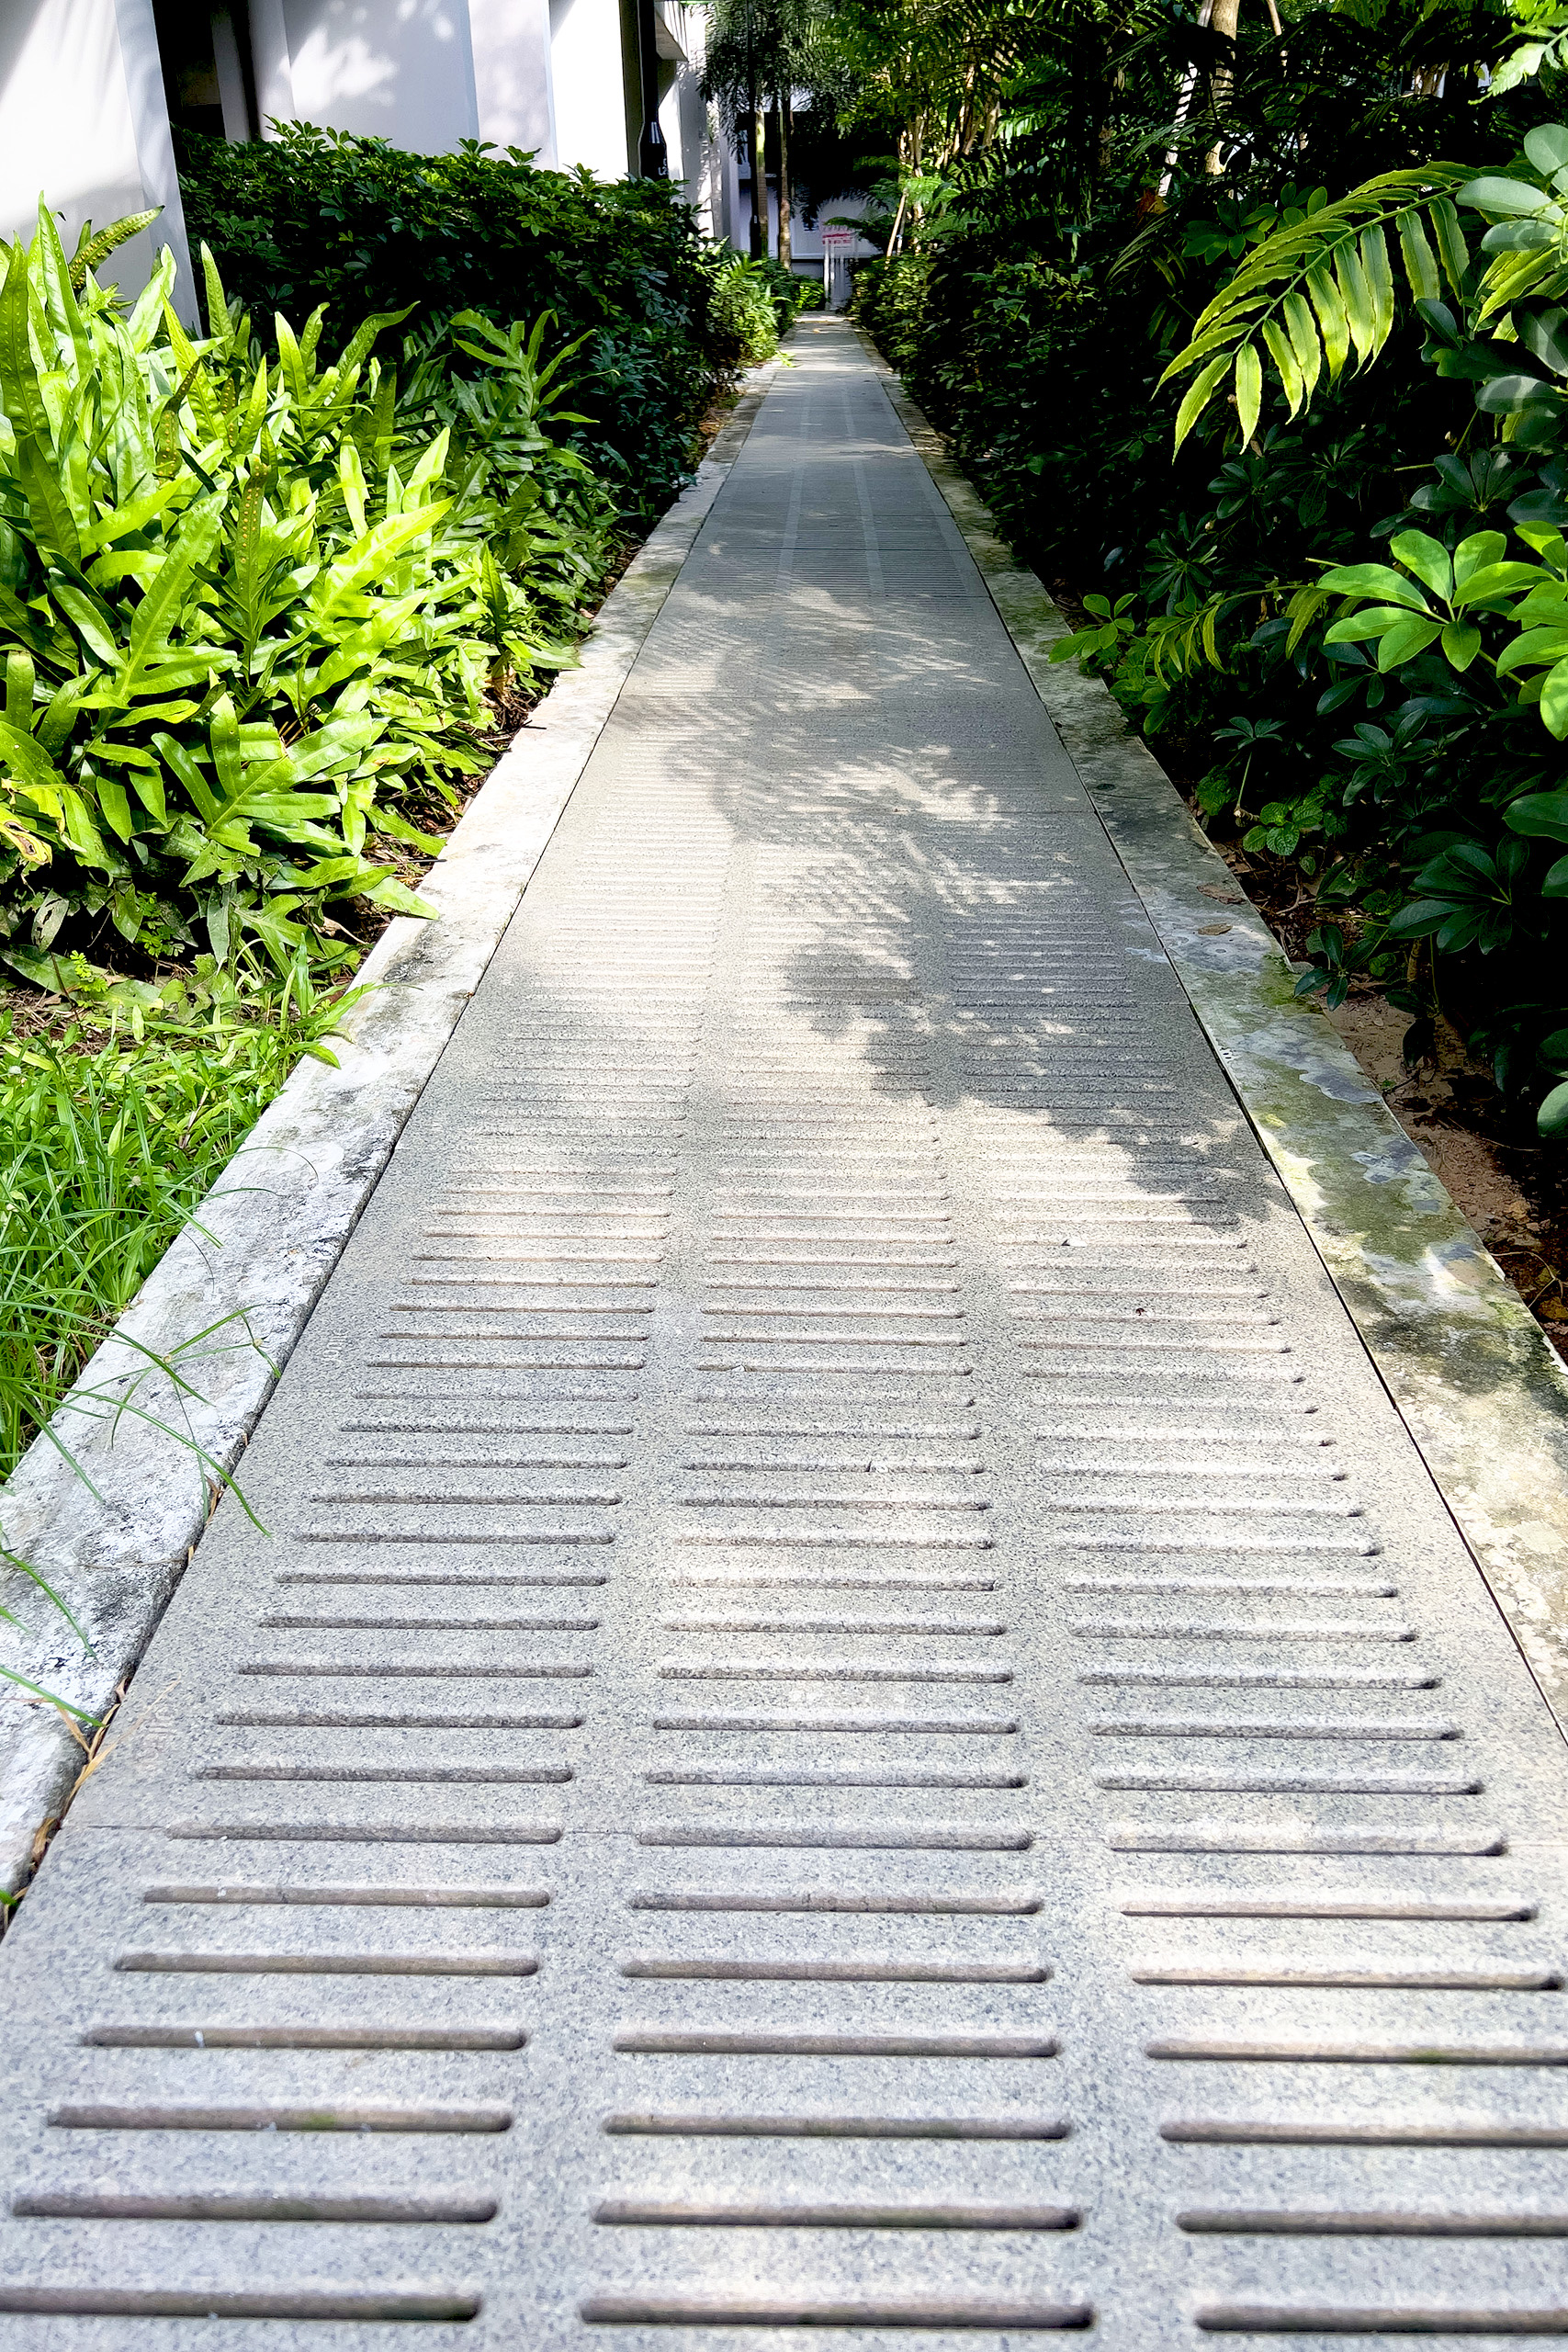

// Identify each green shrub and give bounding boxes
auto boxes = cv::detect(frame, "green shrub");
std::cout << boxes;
[705,253,784,365]
[0,207,608,976]
[175,126,724,523]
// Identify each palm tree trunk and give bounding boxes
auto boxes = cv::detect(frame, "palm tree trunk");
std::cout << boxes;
[777,99,793,270]
[750,102,768,257]
[1205,0,1241,174]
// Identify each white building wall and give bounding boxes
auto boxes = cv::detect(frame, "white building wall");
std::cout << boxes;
[547,0,628,179]
[280,0,479,149]
[0,0,195,314]
[471,0,556,158]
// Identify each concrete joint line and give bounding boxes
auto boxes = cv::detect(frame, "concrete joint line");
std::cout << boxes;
[0,365,783,1897]
[856,329,1568,1742]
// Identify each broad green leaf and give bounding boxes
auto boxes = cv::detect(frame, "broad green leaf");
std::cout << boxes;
[1541,654,1568,737]
[1281,290,1321,404]
[373,803,446,854]
[0,718,60,793]
[339,440,367,537]
[275,313,309,411]
[209,695,249,808]
[1482,220,1557,253]
[80,477,192,556]
[49,577,118,662]
[309,501,452,627]
[1505,787,1568,842]
[57,780,107,865]
[1439,619,1481,670]
[1306,260,1349,379]
[69,209,158,290]
[401,427,451,506]
[1477,371,1562,414]
[150,731,220,824]
[200,244,232,354]
[35,679,85,754]
[359,874,438,918]
[4,650,34,732]
[113,495,223,701]
[1495,627,1568,674]
[1431,198,1471,296]
[1173,351,1232,449]
[1452,561,1552,606]
[93,770,133,842]
[1452,530,1508,588]
[1359,222,1395,350]
[1511,587,1568,624]
[1261,319,1303,416]
[1538,1079,1568,1137]
[1526,125,1568,175]
[1235,343,1262,445]
[36,204,88,382]
[337,305,417,379]
[0,247,51,448]
[17,436,82,569]
[1377,616,1444,669]
[1335,238,1377,364]
[1325,606,1422,643]
[1318,563,1432,610]
[1457,175,1562,218]
[1396,209,1441,302]
[1389,530,1451,603]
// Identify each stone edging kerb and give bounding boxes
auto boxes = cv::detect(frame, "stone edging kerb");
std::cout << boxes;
[0,366,782,1897]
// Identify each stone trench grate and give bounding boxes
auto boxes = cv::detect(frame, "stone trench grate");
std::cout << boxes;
[0,315,1566,2346]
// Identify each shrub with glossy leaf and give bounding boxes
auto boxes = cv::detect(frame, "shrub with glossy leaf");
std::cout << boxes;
[175,125,724,526]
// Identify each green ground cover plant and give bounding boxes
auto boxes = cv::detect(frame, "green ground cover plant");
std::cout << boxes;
[0,956,353,1482]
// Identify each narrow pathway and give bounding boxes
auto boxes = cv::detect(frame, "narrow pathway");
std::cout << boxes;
[1,315,1565,2346]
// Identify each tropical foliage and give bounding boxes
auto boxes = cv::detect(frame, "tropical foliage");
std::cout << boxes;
[844,0,1568,1135]
[0,203,613,980]
[175,125,727,524]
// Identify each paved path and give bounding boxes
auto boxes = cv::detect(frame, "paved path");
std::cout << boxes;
[1,315,1566,2346]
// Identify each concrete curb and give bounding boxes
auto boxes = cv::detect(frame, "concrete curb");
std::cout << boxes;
[863,334,1568,1743]
[0,365,780,1897]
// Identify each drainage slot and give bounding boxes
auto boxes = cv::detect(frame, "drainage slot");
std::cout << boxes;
[593,2199,1079,2229]
[85,2027,526,2050]
[13,2192,499,2223]
[1181,2210,1568,2236]
[0,2290,481,2320]
[628,1891,1041,1914]
[143,1884,550,1909]
[615,2032,1057,2058]
[1196,2307,1568,2335]
[49,2104,512,2132]
[580,2293,1091,2328]
[114,1951,537,1976]
[619,1958,1050,1984]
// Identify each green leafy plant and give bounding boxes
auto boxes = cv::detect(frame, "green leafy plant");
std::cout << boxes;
[0,208,607,970]
[175,126,726,525]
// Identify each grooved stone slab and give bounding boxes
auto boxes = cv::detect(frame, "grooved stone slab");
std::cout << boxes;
[0,316,1566,2347]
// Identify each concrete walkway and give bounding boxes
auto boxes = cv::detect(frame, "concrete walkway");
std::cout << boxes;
[0,314,1565,2346]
